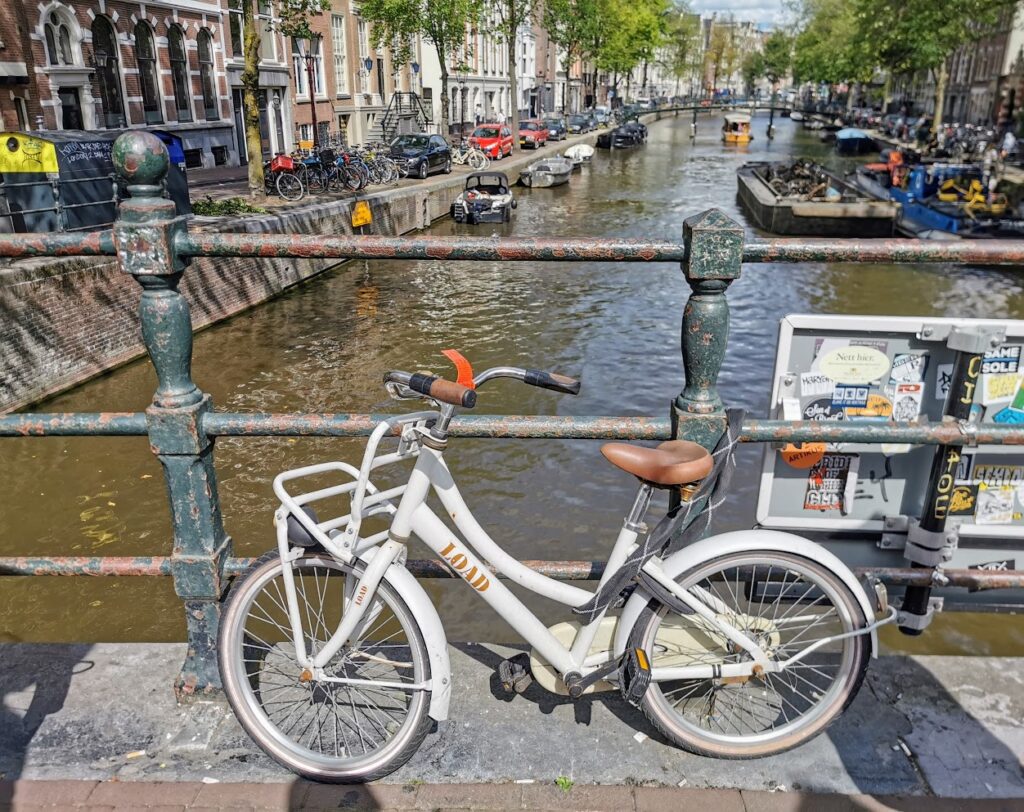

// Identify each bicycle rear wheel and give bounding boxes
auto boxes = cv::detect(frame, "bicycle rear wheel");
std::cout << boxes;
[219,551,432,782]
[275,171,305,201]
[629,551,869,758]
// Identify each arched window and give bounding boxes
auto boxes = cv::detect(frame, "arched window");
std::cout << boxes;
[169,26,192,122]
[92,17,125,128]
[198,30,218,120]
[44,11,74,66]
[134,22,162,123]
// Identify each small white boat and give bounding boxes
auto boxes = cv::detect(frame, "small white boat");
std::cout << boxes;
[564,143,594,169]
[519,156,573,188]
[790,110,804,122]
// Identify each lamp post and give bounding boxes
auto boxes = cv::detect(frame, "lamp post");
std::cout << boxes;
[456,67,467,141]
[303,33,323,151]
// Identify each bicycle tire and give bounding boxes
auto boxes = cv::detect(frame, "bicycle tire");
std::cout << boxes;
[629,550,869,759]
[219,550,432,782]
[275,172,305,201]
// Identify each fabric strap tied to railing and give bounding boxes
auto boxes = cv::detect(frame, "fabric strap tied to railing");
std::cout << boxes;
[573,409,745,623]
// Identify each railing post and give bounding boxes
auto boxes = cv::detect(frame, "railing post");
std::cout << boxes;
[111,131,231,699]
[674,209,744,449]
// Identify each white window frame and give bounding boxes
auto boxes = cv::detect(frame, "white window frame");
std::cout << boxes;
[331,14,348,95]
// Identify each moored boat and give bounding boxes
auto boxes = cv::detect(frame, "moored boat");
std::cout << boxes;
[737,160,899,237]
[451,171,516,224]
[722,113,752,144]
[564,143,594,168]
[834,127,876,155]
[519,156,573,187]
[596,122,647,148]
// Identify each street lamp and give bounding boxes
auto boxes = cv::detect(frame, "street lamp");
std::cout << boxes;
[302,32,323,151]
[455,67,468,141]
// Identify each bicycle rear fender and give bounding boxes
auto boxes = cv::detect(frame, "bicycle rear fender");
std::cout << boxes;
[358,546,452,721]
[612,529,879,659]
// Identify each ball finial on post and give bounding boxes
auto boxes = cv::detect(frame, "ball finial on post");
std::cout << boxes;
[112,130,168,193]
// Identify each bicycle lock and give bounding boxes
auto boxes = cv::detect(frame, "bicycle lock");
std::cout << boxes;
[899,325,1000,634]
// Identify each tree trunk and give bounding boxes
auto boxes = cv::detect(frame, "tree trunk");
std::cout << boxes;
[242,0,265,200]
[932,60,949,134]
[882,73,893,114]
[438,46,450,141]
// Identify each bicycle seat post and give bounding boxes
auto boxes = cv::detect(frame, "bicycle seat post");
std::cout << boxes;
[625,483,655,532]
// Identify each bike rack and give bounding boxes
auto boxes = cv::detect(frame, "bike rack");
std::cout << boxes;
[1,130,1024,697]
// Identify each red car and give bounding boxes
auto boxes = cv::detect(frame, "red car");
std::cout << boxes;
[469,124,512,159]
[519,120,549,149]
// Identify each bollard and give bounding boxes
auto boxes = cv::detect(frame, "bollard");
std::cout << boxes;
[111,132,232,699]
[674,209,744,450]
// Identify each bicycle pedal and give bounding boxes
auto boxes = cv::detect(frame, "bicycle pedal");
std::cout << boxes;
[498,653,533,695]
[619,647,652,708]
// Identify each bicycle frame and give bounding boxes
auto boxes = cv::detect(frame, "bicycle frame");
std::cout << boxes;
[272,413,893,692]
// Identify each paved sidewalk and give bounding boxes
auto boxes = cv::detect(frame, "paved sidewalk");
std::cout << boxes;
[1,779,1021,811]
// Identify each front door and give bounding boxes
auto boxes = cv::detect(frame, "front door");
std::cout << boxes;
[377,58,386,101]
[57,88,83,130]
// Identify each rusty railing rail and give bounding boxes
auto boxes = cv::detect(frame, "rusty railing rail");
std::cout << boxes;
[2,130,1023,697]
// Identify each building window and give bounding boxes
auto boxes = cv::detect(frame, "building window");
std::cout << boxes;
[198,30,219,120]
[331,14,348,94]
[134,22,162,124]
[14,97,29,130]
[91,17,126,128]
[357,18,370,94]
[259,1,276,62]
[228,0,243,57]
[292,39,308,96]
[169,26,193,122]
[298,122,312,142]
[45,11,75,66]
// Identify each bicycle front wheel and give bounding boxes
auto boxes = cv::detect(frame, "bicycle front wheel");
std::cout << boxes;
[469,151,489,170]
[630,550,869,758]
[219,551,432,782]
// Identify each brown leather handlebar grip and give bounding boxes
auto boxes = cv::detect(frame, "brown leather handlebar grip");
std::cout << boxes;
[407,373,477,408]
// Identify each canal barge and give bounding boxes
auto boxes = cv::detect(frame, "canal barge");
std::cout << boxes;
[854,160,1024,239]
[737,160,899,237]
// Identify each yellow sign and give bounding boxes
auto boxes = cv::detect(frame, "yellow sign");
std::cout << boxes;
[351,200,372,228]
[0,133,58,174]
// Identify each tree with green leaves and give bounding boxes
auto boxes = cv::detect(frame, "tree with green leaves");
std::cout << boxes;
[658,3,702,98]
[853,0,1016,130]
[241,0,329,199]
[594,0,666,100]
[791,0,870,88]
[543,0,601,112]
[741,51,765,97]
[358,0,482,139]
[761,30,792,86]
[491,0,537,149]
[703,16,738,93]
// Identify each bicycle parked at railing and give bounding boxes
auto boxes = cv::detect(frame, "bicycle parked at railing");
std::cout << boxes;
[262,154,305,201]
[217,350,895,782]
[451,141,490,170]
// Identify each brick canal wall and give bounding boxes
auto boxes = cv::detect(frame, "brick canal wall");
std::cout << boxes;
[0,122,628,413]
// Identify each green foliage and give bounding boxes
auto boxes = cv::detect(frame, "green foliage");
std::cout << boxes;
[595,0,668,77]
[742,51,765,93]
[555,776,574,792]
[791,0,871,84]
[761,30,792,84]
[703,16,739,89]
[275,0,330,40]
[658,2,703,84]
[192,196,268,217]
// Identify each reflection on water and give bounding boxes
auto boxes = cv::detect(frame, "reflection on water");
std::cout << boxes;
[1,115,1021,654]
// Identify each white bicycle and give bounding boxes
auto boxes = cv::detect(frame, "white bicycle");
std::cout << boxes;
[218,351,896,782]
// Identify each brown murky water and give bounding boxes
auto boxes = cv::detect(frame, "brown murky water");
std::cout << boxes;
[2,114,1022,655]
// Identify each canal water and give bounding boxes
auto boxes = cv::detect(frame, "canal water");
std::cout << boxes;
[3,114,1022,655]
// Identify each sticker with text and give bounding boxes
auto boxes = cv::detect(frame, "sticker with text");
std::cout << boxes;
[982,344,1022,375]
[892,383,924,422]
[889,353,928,384]
[803,454,859,513]
[832,384,870,409]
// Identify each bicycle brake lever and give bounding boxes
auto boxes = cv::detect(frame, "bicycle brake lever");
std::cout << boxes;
[385,381,429,402]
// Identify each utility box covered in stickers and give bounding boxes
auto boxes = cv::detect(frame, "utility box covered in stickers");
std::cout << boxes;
[757,314,1024,588]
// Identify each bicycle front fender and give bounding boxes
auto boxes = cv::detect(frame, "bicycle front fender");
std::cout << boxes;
[612,529,878,659]
[358,546,452,721]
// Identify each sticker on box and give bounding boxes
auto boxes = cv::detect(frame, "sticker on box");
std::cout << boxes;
[780,443,826,469]
[975,486,1015,525]
[817,346,891,385]
[969,558,1016,571]
[846,394,893,422]
[803,454,859,513]
[803,398,846,421]
[832,384,870,409]
[981,373,1021,406]
[972,464,1024,486]
[992,406,1024,424]
[981,344,1022,375]
[954,453,974,483]
[934,363,954,401]
[890,353,928,384]
[947,484,978,516]
[799,372,835,398]
[892,383,923,421]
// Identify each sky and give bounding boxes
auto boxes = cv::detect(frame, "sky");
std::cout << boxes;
[690,0,791,27]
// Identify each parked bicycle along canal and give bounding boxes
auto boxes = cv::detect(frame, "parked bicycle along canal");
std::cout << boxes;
[3,114,1022,655]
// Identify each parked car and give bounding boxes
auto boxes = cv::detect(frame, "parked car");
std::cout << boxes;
[519,120,549,149]
[469,124,513,160]
[543,115,567,141]
[592,105,611,126]
[567,114,589,135]
[390,133,451,179]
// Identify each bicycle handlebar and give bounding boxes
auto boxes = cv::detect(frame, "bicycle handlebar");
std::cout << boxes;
[385,371,477,408]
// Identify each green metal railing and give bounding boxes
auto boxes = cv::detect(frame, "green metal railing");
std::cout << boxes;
[1,130,1023,698]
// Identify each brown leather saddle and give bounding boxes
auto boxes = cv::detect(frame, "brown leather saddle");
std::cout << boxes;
[601,440,712,487]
